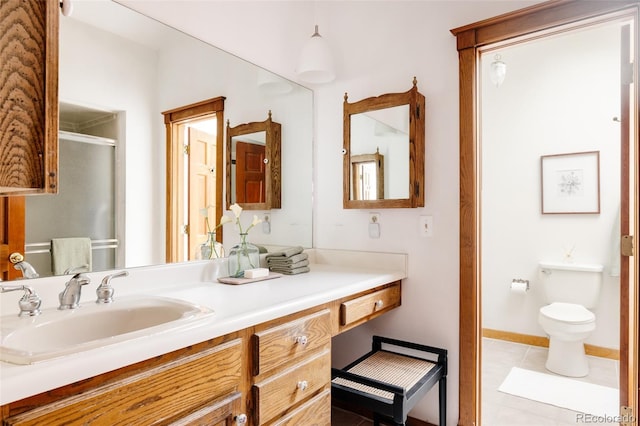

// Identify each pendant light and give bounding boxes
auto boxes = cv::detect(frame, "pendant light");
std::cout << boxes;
[296,25,335,84]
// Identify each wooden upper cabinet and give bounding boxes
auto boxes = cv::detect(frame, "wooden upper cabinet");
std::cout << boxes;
[0,0,59,195]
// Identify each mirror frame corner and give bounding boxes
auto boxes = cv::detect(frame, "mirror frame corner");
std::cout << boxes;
[226,111,282,211]
[343,79,425,209]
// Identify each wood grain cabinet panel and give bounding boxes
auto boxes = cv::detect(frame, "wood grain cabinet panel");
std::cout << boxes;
[252,309,331,376]
[168,392,242,426]
[3,339,242,426]
[340,282,401,327]
[271,389,331,426]
[0,0,58,195]
[252,349,330,425]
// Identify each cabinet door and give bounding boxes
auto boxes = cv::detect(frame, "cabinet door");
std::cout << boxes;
[168,392,244,426]
[0,0,59,195]
[3,339,242,426]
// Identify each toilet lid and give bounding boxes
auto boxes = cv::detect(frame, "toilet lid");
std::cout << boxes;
[540,302,595,324]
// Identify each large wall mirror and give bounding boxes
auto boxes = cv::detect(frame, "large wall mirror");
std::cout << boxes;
[16,0,313,281]
[343,79,425,209]
[226,112,281,210]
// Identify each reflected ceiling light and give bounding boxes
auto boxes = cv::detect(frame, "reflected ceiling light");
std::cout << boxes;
[296,25,335,84]
[490,54,506,87]
[257,69,293,96]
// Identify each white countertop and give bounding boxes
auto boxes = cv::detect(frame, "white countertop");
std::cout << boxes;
[0,249,407,405]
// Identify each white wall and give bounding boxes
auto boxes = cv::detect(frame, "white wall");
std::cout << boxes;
[121,1,543,424]
[481,24,621,349]
[60,18,159,268]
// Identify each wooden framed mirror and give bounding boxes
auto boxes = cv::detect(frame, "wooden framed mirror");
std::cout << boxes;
[226,111,281,210]
[343,78,425,209]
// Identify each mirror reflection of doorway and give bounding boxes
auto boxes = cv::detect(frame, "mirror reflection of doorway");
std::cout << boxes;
[163,97,225,264]
[351,150,384,200]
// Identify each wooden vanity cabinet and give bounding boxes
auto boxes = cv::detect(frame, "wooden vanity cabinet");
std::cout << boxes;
[336,281,401,334]
[0,281,402,426]
[251,309,332,425]
[0,0,59,195]
[2,338,245,426]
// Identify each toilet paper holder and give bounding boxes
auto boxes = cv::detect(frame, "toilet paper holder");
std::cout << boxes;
[511,278,529,290]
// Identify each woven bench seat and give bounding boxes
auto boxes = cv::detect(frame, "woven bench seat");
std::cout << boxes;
[331,336,447,426]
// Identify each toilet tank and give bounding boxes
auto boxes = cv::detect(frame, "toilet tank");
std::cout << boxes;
[538,261,604,308]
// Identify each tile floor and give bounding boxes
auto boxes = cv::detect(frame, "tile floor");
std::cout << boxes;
[482,337,619,426]
[331,406,374,425]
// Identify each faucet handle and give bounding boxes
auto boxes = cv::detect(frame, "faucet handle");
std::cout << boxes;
[1,284,42,317]
[96,271,129,304]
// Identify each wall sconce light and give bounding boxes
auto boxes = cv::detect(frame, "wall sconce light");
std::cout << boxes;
[490,54,506,87]
[296,25,335,84]
[60,0,73,16]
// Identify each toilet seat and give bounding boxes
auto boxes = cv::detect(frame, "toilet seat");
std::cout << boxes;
[540,302,595,324]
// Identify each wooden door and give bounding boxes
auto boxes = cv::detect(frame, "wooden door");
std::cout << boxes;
[188,127,217,260]
[235,141,265,204]
[0,197,25,280]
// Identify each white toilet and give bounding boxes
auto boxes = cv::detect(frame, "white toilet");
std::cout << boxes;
[537,261,603,377]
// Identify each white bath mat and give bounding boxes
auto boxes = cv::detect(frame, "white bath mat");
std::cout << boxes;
[498,367,618,417]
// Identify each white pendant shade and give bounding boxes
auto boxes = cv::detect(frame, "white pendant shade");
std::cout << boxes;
[257,69,293,95]
[296,25,335,84]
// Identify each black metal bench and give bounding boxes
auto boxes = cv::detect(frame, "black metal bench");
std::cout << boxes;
[331,336,447,426]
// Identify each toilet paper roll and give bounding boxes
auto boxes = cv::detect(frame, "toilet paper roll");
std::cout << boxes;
[510,280,528,294]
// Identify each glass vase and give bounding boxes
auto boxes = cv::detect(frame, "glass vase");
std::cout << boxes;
[198,232,224,260]
[227,233,260,278]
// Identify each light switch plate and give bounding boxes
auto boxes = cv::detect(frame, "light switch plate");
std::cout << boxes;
[419,215,433,237]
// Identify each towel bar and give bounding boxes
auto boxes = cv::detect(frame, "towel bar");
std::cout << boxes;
[25,239,119,255]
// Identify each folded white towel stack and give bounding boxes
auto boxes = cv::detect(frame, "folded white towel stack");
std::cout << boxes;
[265,246,310,275]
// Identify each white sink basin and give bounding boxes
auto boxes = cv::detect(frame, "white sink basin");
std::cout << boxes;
[0,296,214,365]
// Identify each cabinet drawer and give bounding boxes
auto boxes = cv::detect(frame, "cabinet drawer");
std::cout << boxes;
[168,392,242,426]
[271,388,331,426]
[340,283,400,326]
[4,339,242,426]
[253,349,330,425]
[253,309,330,375]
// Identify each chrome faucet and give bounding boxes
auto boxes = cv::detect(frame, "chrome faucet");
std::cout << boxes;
[1,284,42,316]
[58,273,91,310]
[9,253,39,279]
[96,271,129,304]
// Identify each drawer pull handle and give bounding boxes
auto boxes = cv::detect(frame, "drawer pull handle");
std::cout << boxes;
[375,299,384,309]
[297,380,308,391]
[235,414,247,425]
[295,335,309,346]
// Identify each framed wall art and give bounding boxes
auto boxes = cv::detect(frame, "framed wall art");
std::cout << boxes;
[540,151,600,214]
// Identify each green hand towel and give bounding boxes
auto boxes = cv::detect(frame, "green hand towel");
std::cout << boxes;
[270,266,310,275]
[266,252,308,265]
[265,246,304,258]
[51,237,92,276]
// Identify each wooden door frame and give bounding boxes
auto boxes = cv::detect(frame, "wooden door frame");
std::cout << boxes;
[162,97,225,263]
[450,1,640,424]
